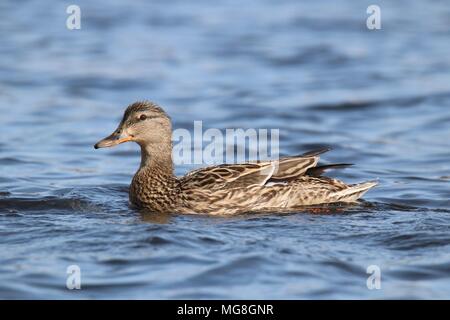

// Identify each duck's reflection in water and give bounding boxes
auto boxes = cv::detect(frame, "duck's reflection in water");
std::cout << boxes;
[139,209,172,224]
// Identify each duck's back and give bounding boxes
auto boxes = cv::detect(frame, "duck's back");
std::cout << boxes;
[176,149,377,215]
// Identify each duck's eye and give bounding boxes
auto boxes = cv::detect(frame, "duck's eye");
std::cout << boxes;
[139,114,147,121]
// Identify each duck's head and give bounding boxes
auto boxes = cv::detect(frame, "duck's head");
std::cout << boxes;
[94,101,172,149]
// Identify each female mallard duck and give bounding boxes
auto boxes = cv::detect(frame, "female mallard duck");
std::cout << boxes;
[94,101,377,215]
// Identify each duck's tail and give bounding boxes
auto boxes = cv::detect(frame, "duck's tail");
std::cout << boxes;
[331,180,378,202]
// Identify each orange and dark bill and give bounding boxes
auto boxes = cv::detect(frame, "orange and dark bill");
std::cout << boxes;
[94,131,133,149]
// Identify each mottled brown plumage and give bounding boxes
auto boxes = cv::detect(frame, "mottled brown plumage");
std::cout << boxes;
[94,101,377,215]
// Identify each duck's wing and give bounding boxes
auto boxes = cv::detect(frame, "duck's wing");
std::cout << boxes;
[181,162,276,190]
[181,147,331,190]
[269,147,330,180]
[305,163,353,177]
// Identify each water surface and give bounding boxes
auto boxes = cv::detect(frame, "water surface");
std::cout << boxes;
[1,0,450,299]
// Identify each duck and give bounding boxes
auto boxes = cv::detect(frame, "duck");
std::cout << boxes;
[94,101,377,215]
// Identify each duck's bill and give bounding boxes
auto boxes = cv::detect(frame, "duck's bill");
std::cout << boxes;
[94,132,133,149]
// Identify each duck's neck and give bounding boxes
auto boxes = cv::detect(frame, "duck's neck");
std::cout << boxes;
[139,143,174,175]
[130,142,179,211]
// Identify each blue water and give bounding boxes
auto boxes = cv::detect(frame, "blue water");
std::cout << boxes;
[1,0,450,299]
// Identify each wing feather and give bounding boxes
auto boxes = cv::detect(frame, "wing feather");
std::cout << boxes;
[181,148,331,191]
